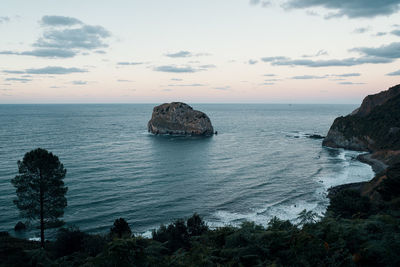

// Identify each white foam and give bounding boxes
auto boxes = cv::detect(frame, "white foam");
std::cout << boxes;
[321,150,374,189]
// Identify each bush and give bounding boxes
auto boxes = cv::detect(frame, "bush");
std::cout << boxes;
[53,226,87,257]
[187,213,208,236]
[328,189,371,218]
[110,218,132,238]
[378,163,400,201]
[152,219,190,252]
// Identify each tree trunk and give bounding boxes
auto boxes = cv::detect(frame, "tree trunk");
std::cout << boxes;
[39,172,45,248]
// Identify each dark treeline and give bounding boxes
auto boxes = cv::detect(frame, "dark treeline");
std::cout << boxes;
[2,162,400,266]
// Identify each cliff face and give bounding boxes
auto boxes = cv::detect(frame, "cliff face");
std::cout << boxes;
[322,84,400,152]
[351,84,400,117]
[148,102,214,136]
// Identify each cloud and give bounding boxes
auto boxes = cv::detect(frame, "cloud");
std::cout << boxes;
[72,80,87,85]
[291,75,326,79]
[171,78,183,81]
[5,78,32,83]
[164,51,210,58]
[168,83,206,87]
[261,1,272,8]
[305,10,319,16]
[199,64,216,69]
[351,42,400,59]
[41,15,82,26]
[248,59,258,65]
[0,16,10,24]
[263,42,400,68]
[34,24,110,50]
[154,64,214,73]
[117,62,143,65]
[331,73,361,77]
[249,0,260,5]
[302,49,328,58]
[250,0,272,7]
[264,78,280,81]
[387,69,400,76]
[338,82,365,85]
[165,51,192,58]
[154,65,197,73]
[261,56,289,62]
[375,32,387,36]
[391,29,400,36]
[4,66,87,75]
[0,48,76,58]
[214,86,231,90]
[353,27,371,34]
[263,74,276,77]
[3,70,25,74]
[117,79,133,82]
[1,16,110,58]
[262,82,275,85]
[285,0,400,18]
[264,56,393,67]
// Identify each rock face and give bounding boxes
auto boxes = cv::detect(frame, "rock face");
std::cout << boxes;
[351,84,400,116]
[322,84,400,151]
[148,102,214,136]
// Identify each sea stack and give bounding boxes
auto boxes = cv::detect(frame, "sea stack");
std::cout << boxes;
[148,102,214,136]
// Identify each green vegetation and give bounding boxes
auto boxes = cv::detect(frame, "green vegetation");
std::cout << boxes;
[11,148,68,247]
[4,151,400,266]
[2,190,400,267]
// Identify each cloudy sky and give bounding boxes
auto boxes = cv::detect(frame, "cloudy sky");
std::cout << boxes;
[1,0,400,103]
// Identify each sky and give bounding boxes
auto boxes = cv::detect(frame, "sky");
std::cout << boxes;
[0,0,400,104]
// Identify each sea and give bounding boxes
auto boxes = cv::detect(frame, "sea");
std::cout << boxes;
[0,104,374,239]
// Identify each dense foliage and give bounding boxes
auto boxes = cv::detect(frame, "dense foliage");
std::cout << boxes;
[3,160,400,266]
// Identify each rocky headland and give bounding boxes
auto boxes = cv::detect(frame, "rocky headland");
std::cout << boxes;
[148,102,214,136]
[324,84,400,200]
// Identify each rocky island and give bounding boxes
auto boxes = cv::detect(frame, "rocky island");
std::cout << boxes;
[148,102,214,136]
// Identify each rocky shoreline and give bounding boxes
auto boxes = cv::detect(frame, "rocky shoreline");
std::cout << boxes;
[356,153,388,174]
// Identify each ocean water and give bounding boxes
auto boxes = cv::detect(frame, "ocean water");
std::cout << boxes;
[0,104,374,239]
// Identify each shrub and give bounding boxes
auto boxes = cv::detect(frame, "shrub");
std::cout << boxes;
[110,218,132,238]
[187,213,208,236]
[378,163,400,201]
[53,226,87,257]
[328,189,371,218]
[152,219,190,252]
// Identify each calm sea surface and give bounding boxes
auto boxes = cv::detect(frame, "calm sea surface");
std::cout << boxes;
[0,104,374,238]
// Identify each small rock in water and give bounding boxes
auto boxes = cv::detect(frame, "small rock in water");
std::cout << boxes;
[308,134,325,139]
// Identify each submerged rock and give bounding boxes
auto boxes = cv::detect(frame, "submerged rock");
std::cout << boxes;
[148,102,214,136]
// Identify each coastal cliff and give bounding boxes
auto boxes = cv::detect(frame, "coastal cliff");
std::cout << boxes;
[324,84,400,201]
[148,102,214,136]
[322,84,400,152]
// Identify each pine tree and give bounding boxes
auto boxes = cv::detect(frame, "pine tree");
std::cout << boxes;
[11,148,68,247]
